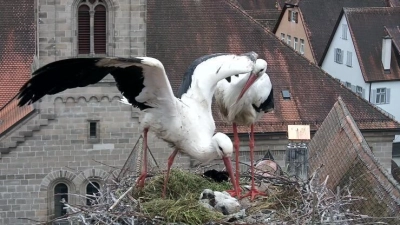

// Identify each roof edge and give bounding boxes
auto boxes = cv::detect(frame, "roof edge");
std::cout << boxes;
[318,9,345,66]
[272,3,297,33]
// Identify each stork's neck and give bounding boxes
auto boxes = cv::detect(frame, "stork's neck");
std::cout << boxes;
[183,77,217,111]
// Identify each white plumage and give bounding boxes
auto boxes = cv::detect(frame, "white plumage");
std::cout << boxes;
[214,58,274,200]
[16,53,259,198]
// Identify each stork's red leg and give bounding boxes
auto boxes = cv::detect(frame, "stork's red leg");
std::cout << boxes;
[226,123,241,198]
[162,149,179,198]
[241,124,266,201]
[136,128,149,188]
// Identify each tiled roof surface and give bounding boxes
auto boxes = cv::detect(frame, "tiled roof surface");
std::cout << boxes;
[346,8,400,82]
[296,0,388,63]
[389,0,400,6]
[146,0,400,133]
[386,25,400,54]
[233,1,282,30]
[309,98,400,219]
[234,0,279,9]
[0,0,35,108]
[345,7,400,82]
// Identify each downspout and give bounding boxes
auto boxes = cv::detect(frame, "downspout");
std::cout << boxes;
[368,82,372,102]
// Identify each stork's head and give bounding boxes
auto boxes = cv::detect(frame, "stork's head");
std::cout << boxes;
[236,59,268,101]
[212,132,234,158]
[211,132,239,197]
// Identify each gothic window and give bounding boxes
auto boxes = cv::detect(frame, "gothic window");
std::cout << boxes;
[77,0,107,55]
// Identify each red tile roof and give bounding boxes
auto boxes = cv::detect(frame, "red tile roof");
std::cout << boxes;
[386,26,400,54]
[230,1,283,30]
[344,7,400,82]
[274,0,389,63]
[309,98,400,219]
[146,0,400,133]
[0,0,35,108]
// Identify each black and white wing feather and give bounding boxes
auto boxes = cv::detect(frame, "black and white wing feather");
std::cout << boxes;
[17,57,176,111]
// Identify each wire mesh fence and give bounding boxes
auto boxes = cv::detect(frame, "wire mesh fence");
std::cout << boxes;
[308,98,400,224]
[118,135,159,179]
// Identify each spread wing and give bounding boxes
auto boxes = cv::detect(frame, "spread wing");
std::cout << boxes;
[17,57,176,112]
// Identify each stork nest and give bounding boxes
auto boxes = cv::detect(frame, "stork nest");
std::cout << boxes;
[34,167,391,225]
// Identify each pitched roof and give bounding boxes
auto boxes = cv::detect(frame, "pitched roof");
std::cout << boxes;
[232,0,283,30]
[386,25,400,54]
[0,0,35,108]
[274,0,389,63]
[309,98,400,219]
[340,8,400,82]
[146,0,400,133]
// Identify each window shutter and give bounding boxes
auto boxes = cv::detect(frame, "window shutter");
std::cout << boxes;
[362,88,365,98]
[351,85,356,92]
[288,10,291,21]
[334,48,337,62]
[294,12,298,23]
[371,89,377,104]
[78,5,90,54]
[386,88,391,104]
[94,5,107,54]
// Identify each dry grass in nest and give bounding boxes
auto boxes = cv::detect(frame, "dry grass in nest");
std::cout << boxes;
[134,169,232,224]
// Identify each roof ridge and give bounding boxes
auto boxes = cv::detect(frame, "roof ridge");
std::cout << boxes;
[225,0,400,126]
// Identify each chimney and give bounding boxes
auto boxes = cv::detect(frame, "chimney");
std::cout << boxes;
[382,35,392,71]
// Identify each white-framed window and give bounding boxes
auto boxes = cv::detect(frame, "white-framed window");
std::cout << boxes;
[300,39,304,54]
[345,82,351,89]
[281,33,285,41]
[334,48,343,64]
[342,24,348,40]
[356,86,363,97]
[287,35,291,46]
[346,51,352,67]
[294,37,298,51]
[288,10,298,23]
[373,88,391,104]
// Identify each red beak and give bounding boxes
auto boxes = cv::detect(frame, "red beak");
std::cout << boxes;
[236,73,258,102]
[223,156,239,197]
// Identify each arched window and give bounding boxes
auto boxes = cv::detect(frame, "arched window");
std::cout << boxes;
[86,182,100,205]
[77,0,107,55]
[54,183,69,218]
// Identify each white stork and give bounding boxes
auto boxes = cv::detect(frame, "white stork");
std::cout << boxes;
[214,58,274,201]
[16,53,259,198]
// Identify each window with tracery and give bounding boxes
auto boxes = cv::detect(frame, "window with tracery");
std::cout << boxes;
[77,0,107,55]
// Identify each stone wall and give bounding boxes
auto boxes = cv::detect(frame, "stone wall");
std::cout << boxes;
[37,0,146,66]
